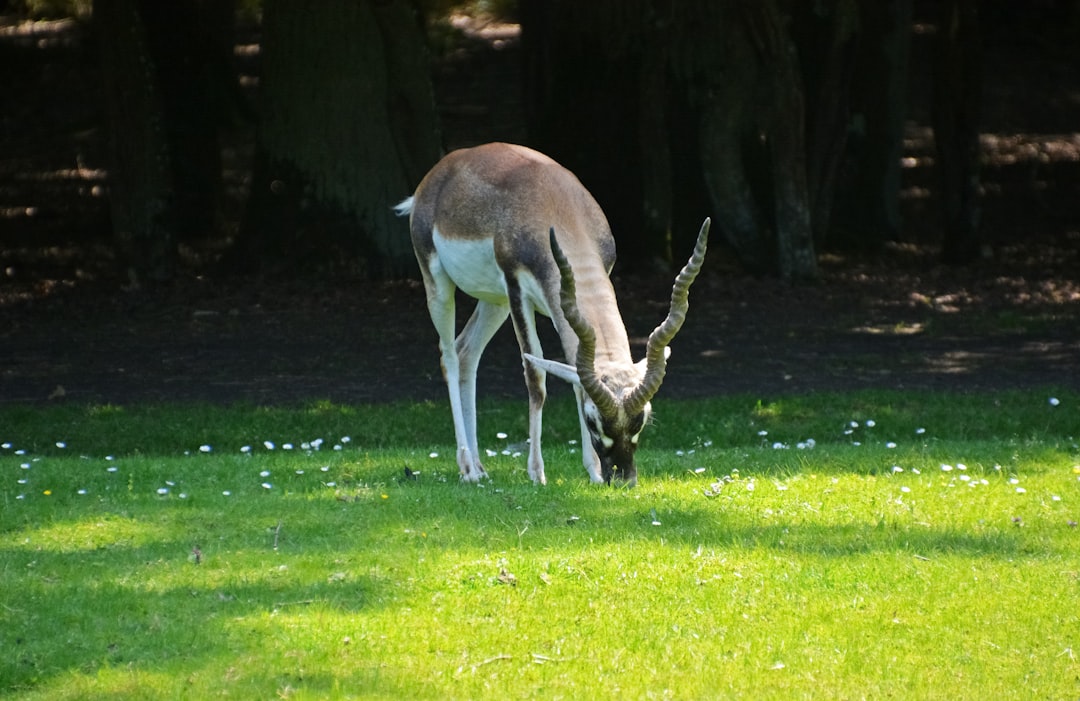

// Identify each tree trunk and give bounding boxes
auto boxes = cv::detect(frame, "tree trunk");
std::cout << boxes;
[95,0,176,285]
[792,0,860,248]
[520,0,663,269]
[238,0,441,278]
[836,0,912,251]
[140,1,235,247]
[934,0,982,265]
[683,0,818,279]
[95,0,238,284]
[765,34,818,283]
[521,0,819,280]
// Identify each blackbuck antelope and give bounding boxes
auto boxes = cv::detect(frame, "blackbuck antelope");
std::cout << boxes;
[396,142,709,486]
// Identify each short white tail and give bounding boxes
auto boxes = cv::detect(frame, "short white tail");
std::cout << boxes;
[392,196,414,218]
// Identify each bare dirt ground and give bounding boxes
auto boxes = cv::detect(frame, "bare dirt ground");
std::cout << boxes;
[3,247,1079,407]
[1,15,1079,407]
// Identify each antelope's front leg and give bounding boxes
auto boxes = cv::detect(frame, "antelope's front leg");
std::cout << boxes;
[509,292,548,486]
[574,386,605,483]
[522,358,547,485]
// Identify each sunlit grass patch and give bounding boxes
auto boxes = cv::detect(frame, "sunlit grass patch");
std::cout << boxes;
[1,389,1078,699]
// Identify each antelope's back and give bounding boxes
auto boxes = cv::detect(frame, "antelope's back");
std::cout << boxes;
[409,143,616,278]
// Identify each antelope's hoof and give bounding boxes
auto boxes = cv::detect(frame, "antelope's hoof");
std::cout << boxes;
[459,465,489,483]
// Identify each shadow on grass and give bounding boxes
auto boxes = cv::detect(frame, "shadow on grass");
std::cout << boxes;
[0,450,1062,696]
[0,536,399,694]
[0,492,456,696]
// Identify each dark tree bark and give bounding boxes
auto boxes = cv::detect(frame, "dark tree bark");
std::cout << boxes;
[95,0,237,285]
[95,0,176,285]
[521,0,819,280]
[677,1,773,273]
[237,0,441,278]
[793,0,860,248]
[934,0,983,265]
[836,0,912,251]
[141,1,236,247]
[520,0,661,268]
[658,0,819,279]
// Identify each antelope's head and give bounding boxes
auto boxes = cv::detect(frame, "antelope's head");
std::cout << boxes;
[526,219,710,486]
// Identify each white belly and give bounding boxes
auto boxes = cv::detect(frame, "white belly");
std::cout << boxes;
[432,229,508,304]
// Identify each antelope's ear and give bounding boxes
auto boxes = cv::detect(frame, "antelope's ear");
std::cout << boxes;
[635,346,672,374]
[523,353,581,385]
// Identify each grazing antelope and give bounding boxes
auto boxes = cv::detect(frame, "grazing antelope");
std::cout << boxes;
[396,142,709,487]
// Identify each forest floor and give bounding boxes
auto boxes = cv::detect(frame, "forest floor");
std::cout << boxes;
[1,13,1079,407]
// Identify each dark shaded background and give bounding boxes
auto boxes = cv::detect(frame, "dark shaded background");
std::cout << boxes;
[1,11,1078,406]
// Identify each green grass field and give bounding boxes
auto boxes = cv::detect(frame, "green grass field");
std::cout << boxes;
[2,390,1078,699]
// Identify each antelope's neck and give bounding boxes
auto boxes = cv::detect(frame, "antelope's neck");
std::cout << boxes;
[579,277,634,367]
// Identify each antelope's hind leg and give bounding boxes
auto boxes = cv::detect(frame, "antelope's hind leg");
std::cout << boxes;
[455,300,510,479]
[420,262,492,482]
